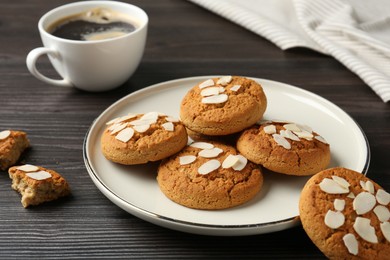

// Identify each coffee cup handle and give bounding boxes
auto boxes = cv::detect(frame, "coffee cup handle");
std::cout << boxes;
[26,47,73,87]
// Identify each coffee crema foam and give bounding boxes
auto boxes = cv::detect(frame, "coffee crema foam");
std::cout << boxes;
[47,7,138,41]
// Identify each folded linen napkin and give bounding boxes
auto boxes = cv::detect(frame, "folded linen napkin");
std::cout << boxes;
[188,0,390,102]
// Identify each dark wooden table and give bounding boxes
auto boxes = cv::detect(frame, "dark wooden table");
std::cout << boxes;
[1,0,389,258]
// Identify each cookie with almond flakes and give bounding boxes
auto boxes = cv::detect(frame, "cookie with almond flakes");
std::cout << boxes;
[0,130,30,171]
[180,76,267,136]
[101,112,188,165]
[299,167,390,259]
[9,164,70,208]
[236,121,330,176]
[157,141,263,210]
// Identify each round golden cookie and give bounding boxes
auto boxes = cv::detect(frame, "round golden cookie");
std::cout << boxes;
[180,76,267,136]
[299,167,390,259]
[101,112,188,165]
[157,141,263,210]
[237,121,330,176]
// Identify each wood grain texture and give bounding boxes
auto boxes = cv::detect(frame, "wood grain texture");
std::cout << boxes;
[0,0,389,258]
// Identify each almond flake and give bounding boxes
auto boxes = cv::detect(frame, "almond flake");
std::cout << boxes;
[17,164,39,172]
[179,155,196,165]
[165,116,179,122]
[133,124,150,133]
[319,178,349,194]
[314,135,328,144]
[187,137,194,145]
[272,134,291,149]
[106,117,121,125]
[373,205,390,222]
[343,234,358,255]
[110,123,127,135]
[347,192,356,199]
[108,122,120,131]
[280,130,300,141]
[217,76,232,85]
[26,170,52,181]
[222,154,239,169]
[353,192,376,215]
[334,199,346,211]
[293,130,313,140]
[107,124,116,131]
[162,122,174,131]
[198,147,223,158]
[380,222,390,242]
[376,189,390,205]
[200,87,222,97]
[263,125,276,134]
[324,210,345,229]
[332,176,351,189]
[201,94,228,104]
[353,217,378,243]
[129,119,156,126]
[230,85,241,92]
[199,79,214,89]
[117,114,137,123]
[296,124,313,133]
[141,112,159,121]
[0,130,11,140]
[365,181,375,194]
[232,155,247,171]
[283,123,301,132]
[106,114,137,125]
[198,159,221,175]
[190,142,214,149]
[115,128,134,143]
[360,180,375,194]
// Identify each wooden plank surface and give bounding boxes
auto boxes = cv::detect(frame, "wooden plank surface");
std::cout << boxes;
[0,0,389,258]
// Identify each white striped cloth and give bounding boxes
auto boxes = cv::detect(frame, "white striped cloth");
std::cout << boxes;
[188,0,390,102]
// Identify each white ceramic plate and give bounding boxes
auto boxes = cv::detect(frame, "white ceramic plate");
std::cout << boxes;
[83,76,370,236]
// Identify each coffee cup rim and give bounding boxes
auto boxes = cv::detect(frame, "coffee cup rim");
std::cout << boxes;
[38,0,148,44]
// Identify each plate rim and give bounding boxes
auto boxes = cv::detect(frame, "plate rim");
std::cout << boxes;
[83,76,370,235]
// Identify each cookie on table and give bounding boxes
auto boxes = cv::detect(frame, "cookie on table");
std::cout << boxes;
[236,120,330,176]
[180,76,267,136]
[9,164,70,208]
[157,140,263,210]
[0,130,30,171]
[299,167,390,259]
[101,112,188,165]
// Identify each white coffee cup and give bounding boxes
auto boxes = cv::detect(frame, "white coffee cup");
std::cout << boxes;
[26,1,148,92]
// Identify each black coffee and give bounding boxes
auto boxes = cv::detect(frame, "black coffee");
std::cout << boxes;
[50,20,136,41]
[47,8,137,41]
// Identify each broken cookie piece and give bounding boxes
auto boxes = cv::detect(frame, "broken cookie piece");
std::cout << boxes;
[8,164,70,208]
[0,130,30,171]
